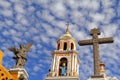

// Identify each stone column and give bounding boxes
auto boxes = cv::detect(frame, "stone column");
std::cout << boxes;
[67,57,71,76]
[52,54,56,72]
[72,54,74,76]
[67,40,71,50]
[60,41,63,50]
[56,56,59,76]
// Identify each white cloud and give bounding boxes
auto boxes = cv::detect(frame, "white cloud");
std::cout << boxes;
[2,30,10,36]
[14,4,25,14]
[49,1,67,18]
[40,10,55,23]
[28,6,35,12]
[101,0,114,8]
[1,9,13,17]
[5,19,14,26]
[102,24,118,36]
[90,13,105,22]
[0,1,13,17]
[16,14,28,25]
[0,0,11,8]
[79,0,100,11]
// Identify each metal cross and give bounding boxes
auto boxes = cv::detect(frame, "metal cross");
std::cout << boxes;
[66,22,70,33]
[78,28,114,77]
[66,22,69,27]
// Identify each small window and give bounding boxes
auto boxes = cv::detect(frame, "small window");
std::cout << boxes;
[63,42,67,50]
[71,43,74,50]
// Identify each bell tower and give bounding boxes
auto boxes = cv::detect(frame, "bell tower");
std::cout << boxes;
[46,26,80,80]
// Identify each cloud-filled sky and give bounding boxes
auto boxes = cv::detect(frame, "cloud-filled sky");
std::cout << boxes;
[0,0,120,80]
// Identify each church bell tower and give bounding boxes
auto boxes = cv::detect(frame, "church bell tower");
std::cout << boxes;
[46,26,80,80]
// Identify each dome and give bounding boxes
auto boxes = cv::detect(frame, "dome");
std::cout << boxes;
[56,27,76,51]
[58,27,75,41]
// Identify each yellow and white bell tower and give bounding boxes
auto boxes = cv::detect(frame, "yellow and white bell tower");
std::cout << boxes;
[46,27,80,80]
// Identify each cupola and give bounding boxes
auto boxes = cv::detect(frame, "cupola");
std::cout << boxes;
[57,27,76,51]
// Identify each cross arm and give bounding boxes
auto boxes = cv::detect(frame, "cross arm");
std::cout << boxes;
[98,37,114,44]
[78,39,93,46]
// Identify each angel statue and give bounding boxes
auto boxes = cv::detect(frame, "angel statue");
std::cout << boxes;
[8,43,32,68]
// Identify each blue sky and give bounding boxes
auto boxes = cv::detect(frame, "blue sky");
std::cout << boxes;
[0,0,120,80]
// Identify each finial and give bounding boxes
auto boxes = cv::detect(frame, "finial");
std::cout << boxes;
[66,22,69,34]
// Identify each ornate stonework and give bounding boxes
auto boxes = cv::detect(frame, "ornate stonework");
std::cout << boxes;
[8,43,32,68]
[46,27,80,80]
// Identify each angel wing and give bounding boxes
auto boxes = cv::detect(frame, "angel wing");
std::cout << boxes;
[25,42,33,52]
[20,44,24,49]
[8,46,19,53]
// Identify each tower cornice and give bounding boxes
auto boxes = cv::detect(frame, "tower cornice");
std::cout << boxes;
[52,50,78,55]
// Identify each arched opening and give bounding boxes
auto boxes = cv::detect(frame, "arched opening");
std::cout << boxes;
[57,43,60,50]
[59,58,67,76]
[71,43,74,50]
[63,42,67,50]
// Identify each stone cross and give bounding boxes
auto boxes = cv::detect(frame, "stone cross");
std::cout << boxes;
[78,28,114,77]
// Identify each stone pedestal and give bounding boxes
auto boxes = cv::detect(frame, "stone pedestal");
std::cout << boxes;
[9,68,28,80]
[91,75,103,78]
[89,78,105,80]
[88,77,107,80]
[88,77,118,80]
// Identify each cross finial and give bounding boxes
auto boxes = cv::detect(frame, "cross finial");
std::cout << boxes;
[66,22,69,34]
[90,28,100,35]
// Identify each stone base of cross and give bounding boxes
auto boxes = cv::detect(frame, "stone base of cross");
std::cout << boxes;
[91,75,104,78]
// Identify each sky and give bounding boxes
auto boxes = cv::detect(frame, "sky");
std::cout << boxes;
[0,0,120,80]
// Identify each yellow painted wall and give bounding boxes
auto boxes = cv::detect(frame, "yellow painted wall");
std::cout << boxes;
[9,71,18,80]
[0,63,15,80]
[0,50,4,64]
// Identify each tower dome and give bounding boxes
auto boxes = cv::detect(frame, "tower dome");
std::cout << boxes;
[58,27,75,41]
[57,27,76,51]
